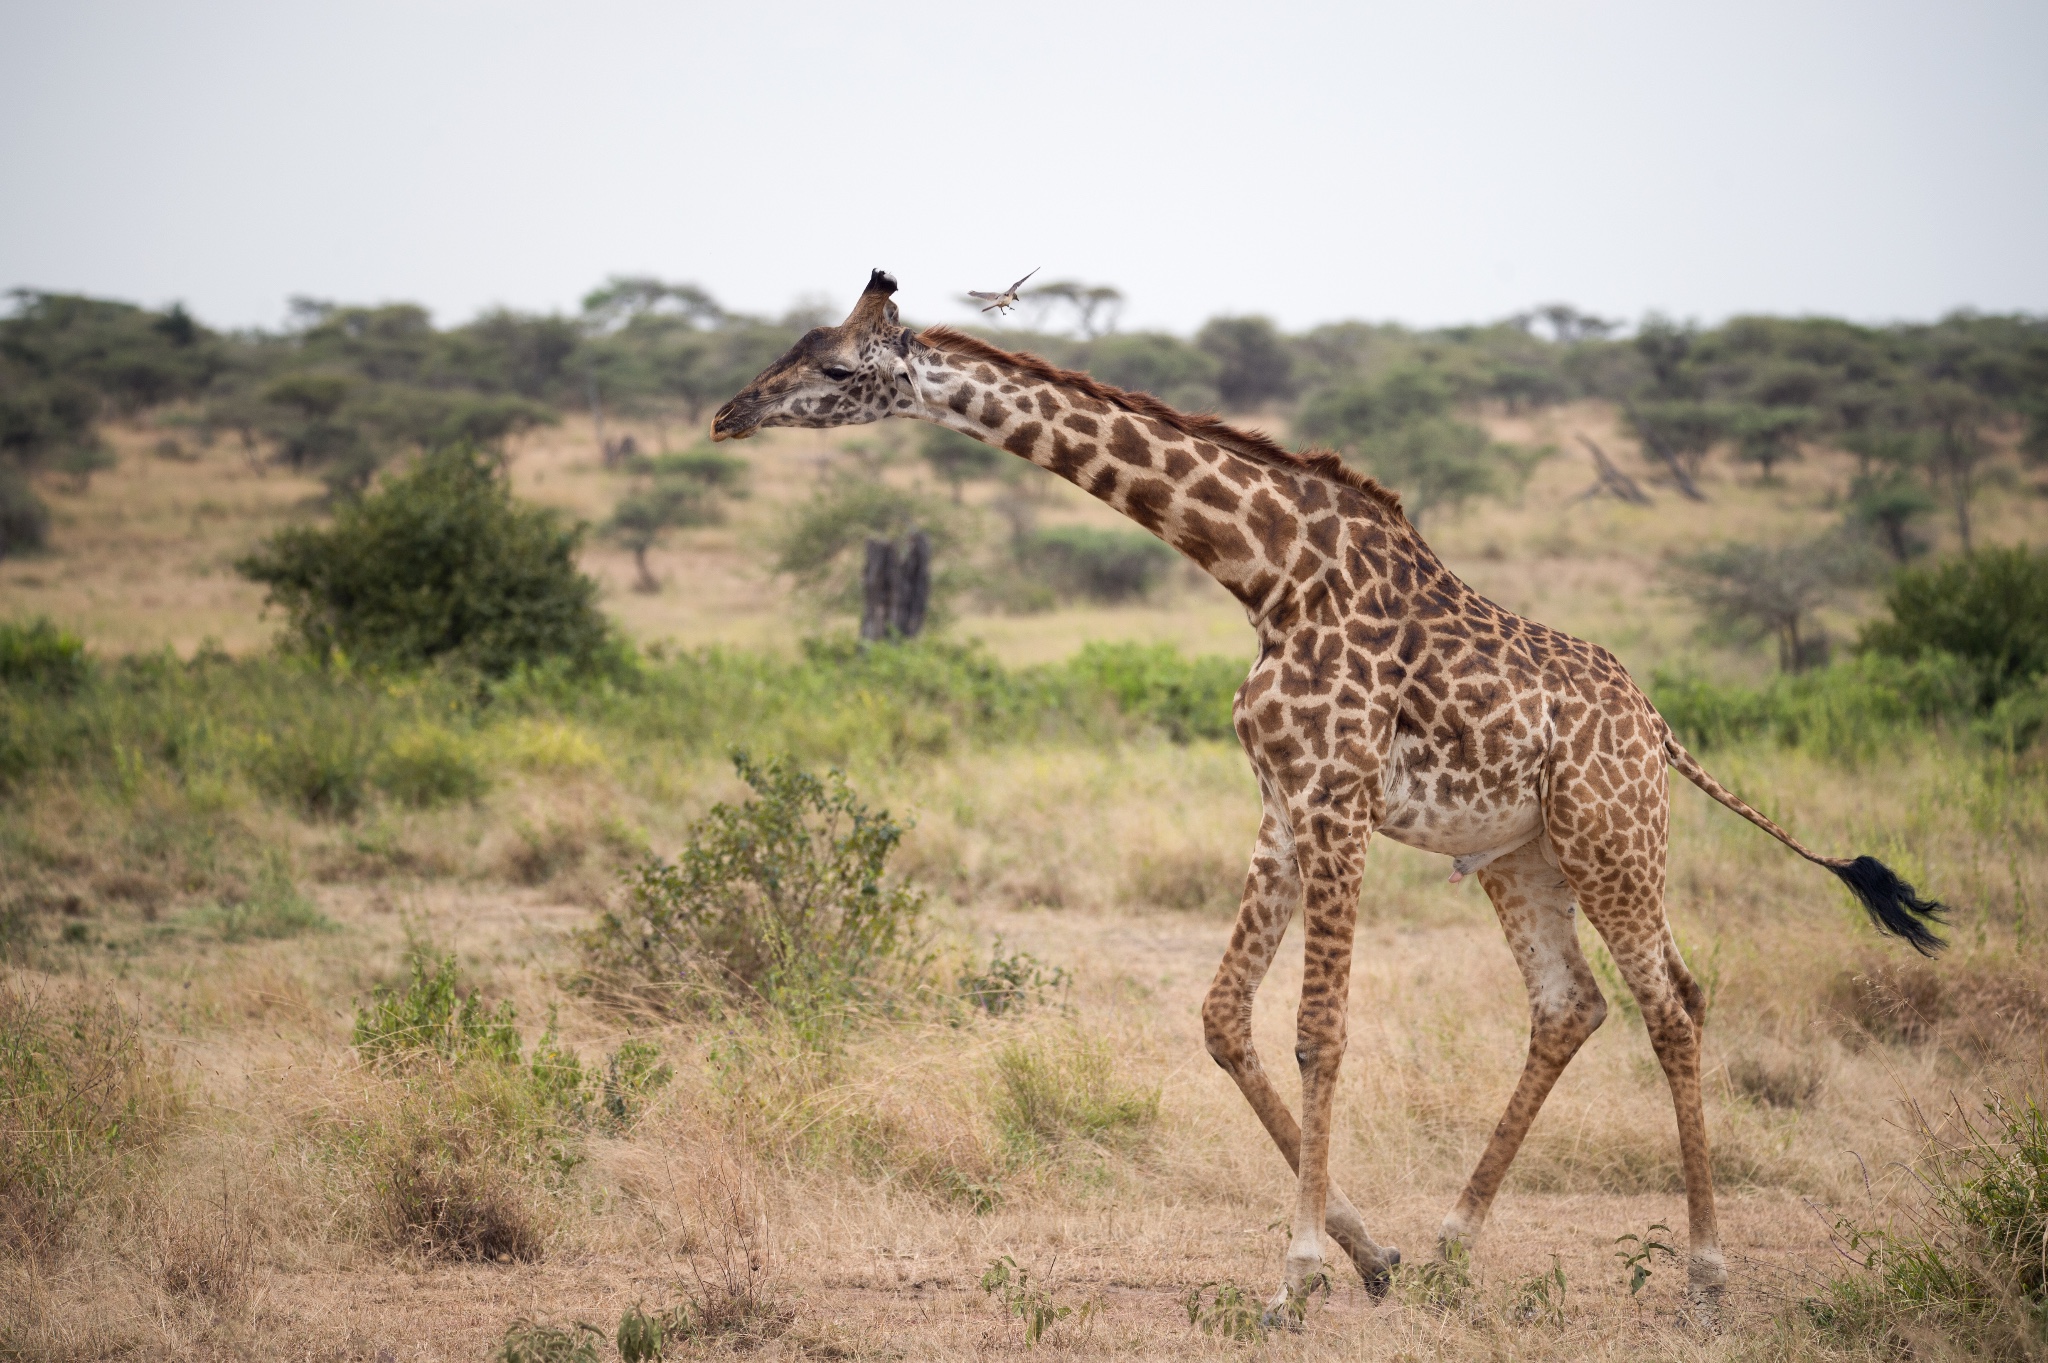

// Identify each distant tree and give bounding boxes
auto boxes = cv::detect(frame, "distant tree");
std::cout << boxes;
[608,480,716,593]
[237,444,611,677]
[1633,314,1696,396]
[1728,405,1814,482]
[1918,380,1993,552]
[1196,316,1295,409]
[1350,417,1507,527]
[919,424,1006,503]
[0,466,49,558]
[1019,524,1176,603]
[1845,470,1935,563]
[771,477,957,619]
[1525,304,1618,344]
[1026,281,1123,338]
[1084,333,1220,411]
[1625,401,1732,482]
[1671,536,1861,671]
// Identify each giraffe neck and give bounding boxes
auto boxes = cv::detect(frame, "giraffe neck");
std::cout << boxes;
[907,330,1413,619]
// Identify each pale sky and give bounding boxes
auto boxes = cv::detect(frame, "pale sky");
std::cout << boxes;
[3,1,2044,336]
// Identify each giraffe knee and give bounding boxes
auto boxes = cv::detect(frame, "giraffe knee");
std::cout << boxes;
[1202,988,1246,1069]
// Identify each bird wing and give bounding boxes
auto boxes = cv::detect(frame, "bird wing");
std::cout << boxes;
[1007,267,1041,293]
[967,291,1001,301]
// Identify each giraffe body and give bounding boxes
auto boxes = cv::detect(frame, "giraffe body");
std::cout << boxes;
[712,272,1946,1313]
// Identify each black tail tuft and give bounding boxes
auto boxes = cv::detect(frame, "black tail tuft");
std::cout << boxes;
[1828,855,1947,956]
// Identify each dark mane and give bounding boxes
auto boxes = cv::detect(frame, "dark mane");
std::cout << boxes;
[919,325,1408,523]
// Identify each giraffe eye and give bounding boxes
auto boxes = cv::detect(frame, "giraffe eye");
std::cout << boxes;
[822,365,855,382]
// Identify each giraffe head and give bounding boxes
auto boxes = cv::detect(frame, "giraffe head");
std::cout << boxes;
[710,269,918,441]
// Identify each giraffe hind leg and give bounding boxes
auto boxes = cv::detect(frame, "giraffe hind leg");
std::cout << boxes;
[1439,838,1607,1257]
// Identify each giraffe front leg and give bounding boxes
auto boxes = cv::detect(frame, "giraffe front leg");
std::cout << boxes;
[1204,812,1398,1296]
[1267,821,1367,1323]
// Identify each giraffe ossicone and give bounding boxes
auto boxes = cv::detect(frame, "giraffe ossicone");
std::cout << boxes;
[712,270,1949,1311]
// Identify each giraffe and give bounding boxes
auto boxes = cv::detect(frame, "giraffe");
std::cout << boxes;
[711,270,1947,1313]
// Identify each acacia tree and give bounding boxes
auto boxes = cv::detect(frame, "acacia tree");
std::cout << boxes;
[1919,380,1993,552]
[919,424,1005,503]
[1729,405,1813,482]
[1671,536,1860,671]
[1196,316,1295,410]
[605,449,747,592]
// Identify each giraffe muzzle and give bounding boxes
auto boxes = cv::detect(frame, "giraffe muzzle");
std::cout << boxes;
[709,398,760,442]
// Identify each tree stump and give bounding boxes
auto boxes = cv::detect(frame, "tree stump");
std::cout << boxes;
[859,531,932,641]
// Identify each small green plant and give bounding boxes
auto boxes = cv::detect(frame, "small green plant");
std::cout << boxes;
[1615,1222,1678,1296]
[600,1038,673,1128]
[588,753,925,1018]
[980,1255,1097,1346]
[353,954,523,1066]
[958,939,1070,1016]
[614,1302,665,1362]
[1402,1244,1474,1314]
[991,1034,1159,1153]
[213,852,331,941]
[1183,1279,1267,1340]
[495,1318,603,1363]
[1510,1254,1568,1325]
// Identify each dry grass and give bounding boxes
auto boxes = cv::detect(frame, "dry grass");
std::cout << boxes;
[3,402,2044,1358]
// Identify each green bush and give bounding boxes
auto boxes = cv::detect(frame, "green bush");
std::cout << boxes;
[353,954,524,1067]
[236,443,613,678]
[0,618,89,692]
[373,722,488,807]
[589,754,925,1016]
[1019,525,1176,603]
[1861,546,2048,707]
[1808,1091,2048,1353]
[1064,641,1241,742]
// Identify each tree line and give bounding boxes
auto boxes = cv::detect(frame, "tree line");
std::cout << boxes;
[3,280,2044,566]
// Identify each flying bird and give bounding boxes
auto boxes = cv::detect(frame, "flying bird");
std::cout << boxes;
[967,267,1040,315]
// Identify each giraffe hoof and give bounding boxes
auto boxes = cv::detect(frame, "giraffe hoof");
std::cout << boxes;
[1360,1249,1399,1300]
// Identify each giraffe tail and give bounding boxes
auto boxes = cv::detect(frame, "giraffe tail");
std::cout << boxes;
[1662,733,1946,956]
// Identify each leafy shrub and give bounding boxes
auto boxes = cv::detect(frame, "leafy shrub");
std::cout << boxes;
[1809,1091,2048,1353]
[1861,546,2048,707]
[353,954,523,1067]
[991,1034,1158,1153]
[1,979,179,1255]
[0,618,89,692]
[1651,653,1985,760]
[247,703,382,818]
[958,941,1070,1016]
[236,443,613,678]
[1018,525,1176,603]
[589,755,925,1015]
[373,722,488,807]
[1064,641,1241,742]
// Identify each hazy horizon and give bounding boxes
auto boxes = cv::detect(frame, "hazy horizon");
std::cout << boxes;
[4,1,2045,336]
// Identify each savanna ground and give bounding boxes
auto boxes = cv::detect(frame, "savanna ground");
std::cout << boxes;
[3,400,2045,1361]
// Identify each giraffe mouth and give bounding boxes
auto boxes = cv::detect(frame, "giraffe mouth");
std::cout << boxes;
[709,399,760,442]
